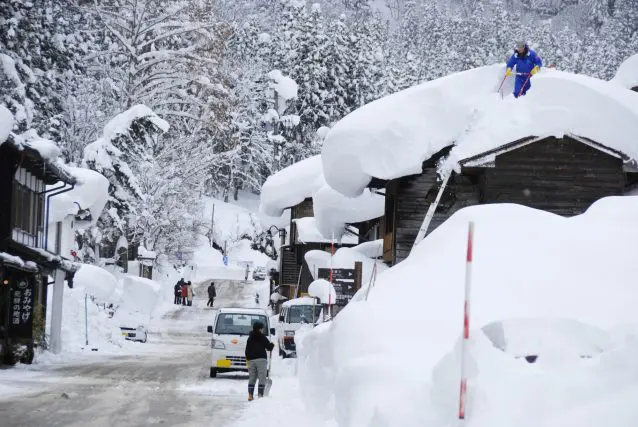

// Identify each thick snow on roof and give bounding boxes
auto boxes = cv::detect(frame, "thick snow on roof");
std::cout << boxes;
[447,70,638,167]
[260,155,385,239]
[48,166,109,225]
[260,155,324,217]
[293,217,358,245]
[313,186,384,239]
[611,54,638,90]
[322,65,638,198]
[308,279,336,304]
[282,296,319,307]
[0,106,12,144]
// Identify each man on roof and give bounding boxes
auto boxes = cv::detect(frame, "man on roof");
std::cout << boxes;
[505,42,543,98]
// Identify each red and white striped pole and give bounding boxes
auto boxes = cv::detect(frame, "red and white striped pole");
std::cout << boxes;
[458,221,474,421]
[329,233,335,318]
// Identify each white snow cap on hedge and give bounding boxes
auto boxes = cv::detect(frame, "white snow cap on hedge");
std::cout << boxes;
[308,279,336,304]
[0,106,13,144]
[611,53,638,90]
[322,64,638,198]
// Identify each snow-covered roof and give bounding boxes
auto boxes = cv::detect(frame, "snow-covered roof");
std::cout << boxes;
[293,217,358,245]
[48,167,109,225]
[260,154,385,240]
[260,155,324,217]
[610,54,638,90]
[322,65,638,198]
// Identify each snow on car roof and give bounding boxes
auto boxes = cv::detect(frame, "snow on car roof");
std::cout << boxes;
[282,296,320,307]
[321,64,638,198]
[217,307,268,315]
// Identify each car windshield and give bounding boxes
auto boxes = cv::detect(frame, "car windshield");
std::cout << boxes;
[215,313,268,336]
[288,305,322,323]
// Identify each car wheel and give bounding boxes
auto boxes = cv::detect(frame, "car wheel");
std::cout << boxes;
[210,367,217,378]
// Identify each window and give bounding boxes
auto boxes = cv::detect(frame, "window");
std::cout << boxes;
[214,313,269,336]
[11,167,45,248]
[287,305,322,324]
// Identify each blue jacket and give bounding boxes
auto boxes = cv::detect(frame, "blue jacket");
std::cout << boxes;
[506,48,542,75]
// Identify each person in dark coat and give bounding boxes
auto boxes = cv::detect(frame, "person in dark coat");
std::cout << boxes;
[245,321,274,401]
[207,282,216,307]
[174,278,184,304]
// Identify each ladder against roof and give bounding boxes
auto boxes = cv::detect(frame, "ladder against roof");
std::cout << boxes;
[411,170,452,252]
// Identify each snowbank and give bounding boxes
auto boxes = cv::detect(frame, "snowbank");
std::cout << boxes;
[0,105,13,144]
[47,166,109,225]
[321,64,638,197]
[611,53,638,90]
[260,155,324,217]
[297,196,638,426]
[294,217,358,245]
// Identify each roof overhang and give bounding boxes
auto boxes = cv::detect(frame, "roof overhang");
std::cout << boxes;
[4,134,76,185]
[460,134,631,169]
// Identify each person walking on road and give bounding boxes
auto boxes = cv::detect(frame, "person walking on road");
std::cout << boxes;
[174,278,184,305]
[180,282,188,306]
[245,321,274,401]
[207,282,216,307]
[186,281,194,306]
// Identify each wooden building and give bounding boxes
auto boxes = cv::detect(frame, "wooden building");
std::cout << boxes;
[278,197,362,301]
[0,135,78,364]
[380,134,637,266]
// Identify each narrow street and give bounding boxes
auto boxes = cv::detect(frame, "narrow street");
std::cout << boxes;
[0,279,261,427]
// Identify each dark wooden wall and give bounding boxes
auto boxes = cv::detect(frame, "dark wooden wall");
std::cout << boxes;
[385,136,628,266]
[481,136,625,216]
[0,146,18,245]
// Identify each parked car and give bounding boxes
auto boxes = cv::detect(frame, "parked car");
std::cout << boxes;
[276,297,323,358]
[120,325,148,343]
[206,307,275,378]
[252,266,267,281]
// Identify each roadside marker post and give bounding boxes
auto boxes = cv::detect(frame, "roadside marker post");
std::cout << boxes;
[458,221,474,421]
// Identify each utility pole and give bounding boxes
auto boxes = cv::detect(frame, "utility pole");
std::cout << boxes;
[210,203,215,247]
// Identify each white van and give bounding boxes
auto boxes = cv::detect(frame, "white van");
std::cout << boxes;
[276,297,323,358]
[206,307,274,378]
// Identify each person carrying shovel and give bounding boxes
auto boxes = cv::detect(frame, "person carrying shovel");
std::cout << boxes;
[505,41,543,98]
[245,321,274,401]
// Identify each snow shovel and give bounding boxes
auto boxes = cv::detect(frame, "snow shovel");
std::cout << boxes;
[264,351,273,396]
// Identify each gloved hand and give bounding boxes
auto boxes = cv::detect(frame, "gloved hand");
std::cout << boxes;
[531,65,540,75]
[505,68,513,77]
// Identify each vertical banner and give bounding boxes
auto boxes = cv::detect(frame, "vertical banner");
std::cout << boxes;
[8,270,35,340]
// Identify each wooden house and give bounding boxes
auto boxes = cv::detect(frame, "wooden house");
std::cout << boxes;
[0,135,78,364]
[278,197,360,300]
[380,134,637,266]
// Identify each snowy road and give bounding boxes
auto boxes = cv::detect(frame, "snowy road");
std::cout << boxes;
[0,279,265,427]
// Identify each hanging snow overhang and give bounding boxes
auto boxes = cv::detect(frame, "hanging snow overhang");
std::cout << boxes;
[459,134,632,169]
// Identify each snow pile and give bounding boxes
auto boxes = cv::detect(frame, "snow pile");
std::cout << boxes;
[0,105,13,144]
[611,53,638,90]
[293,217,358,245]
[47,166,109,225]
[113,275,162,328]
[297,196,638,427]
[12,129,62,161]
[321,65,638,197]
[138,245,157,259]
[74,264,123,304]
[260,155,324,217]
[307,279,336,304]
